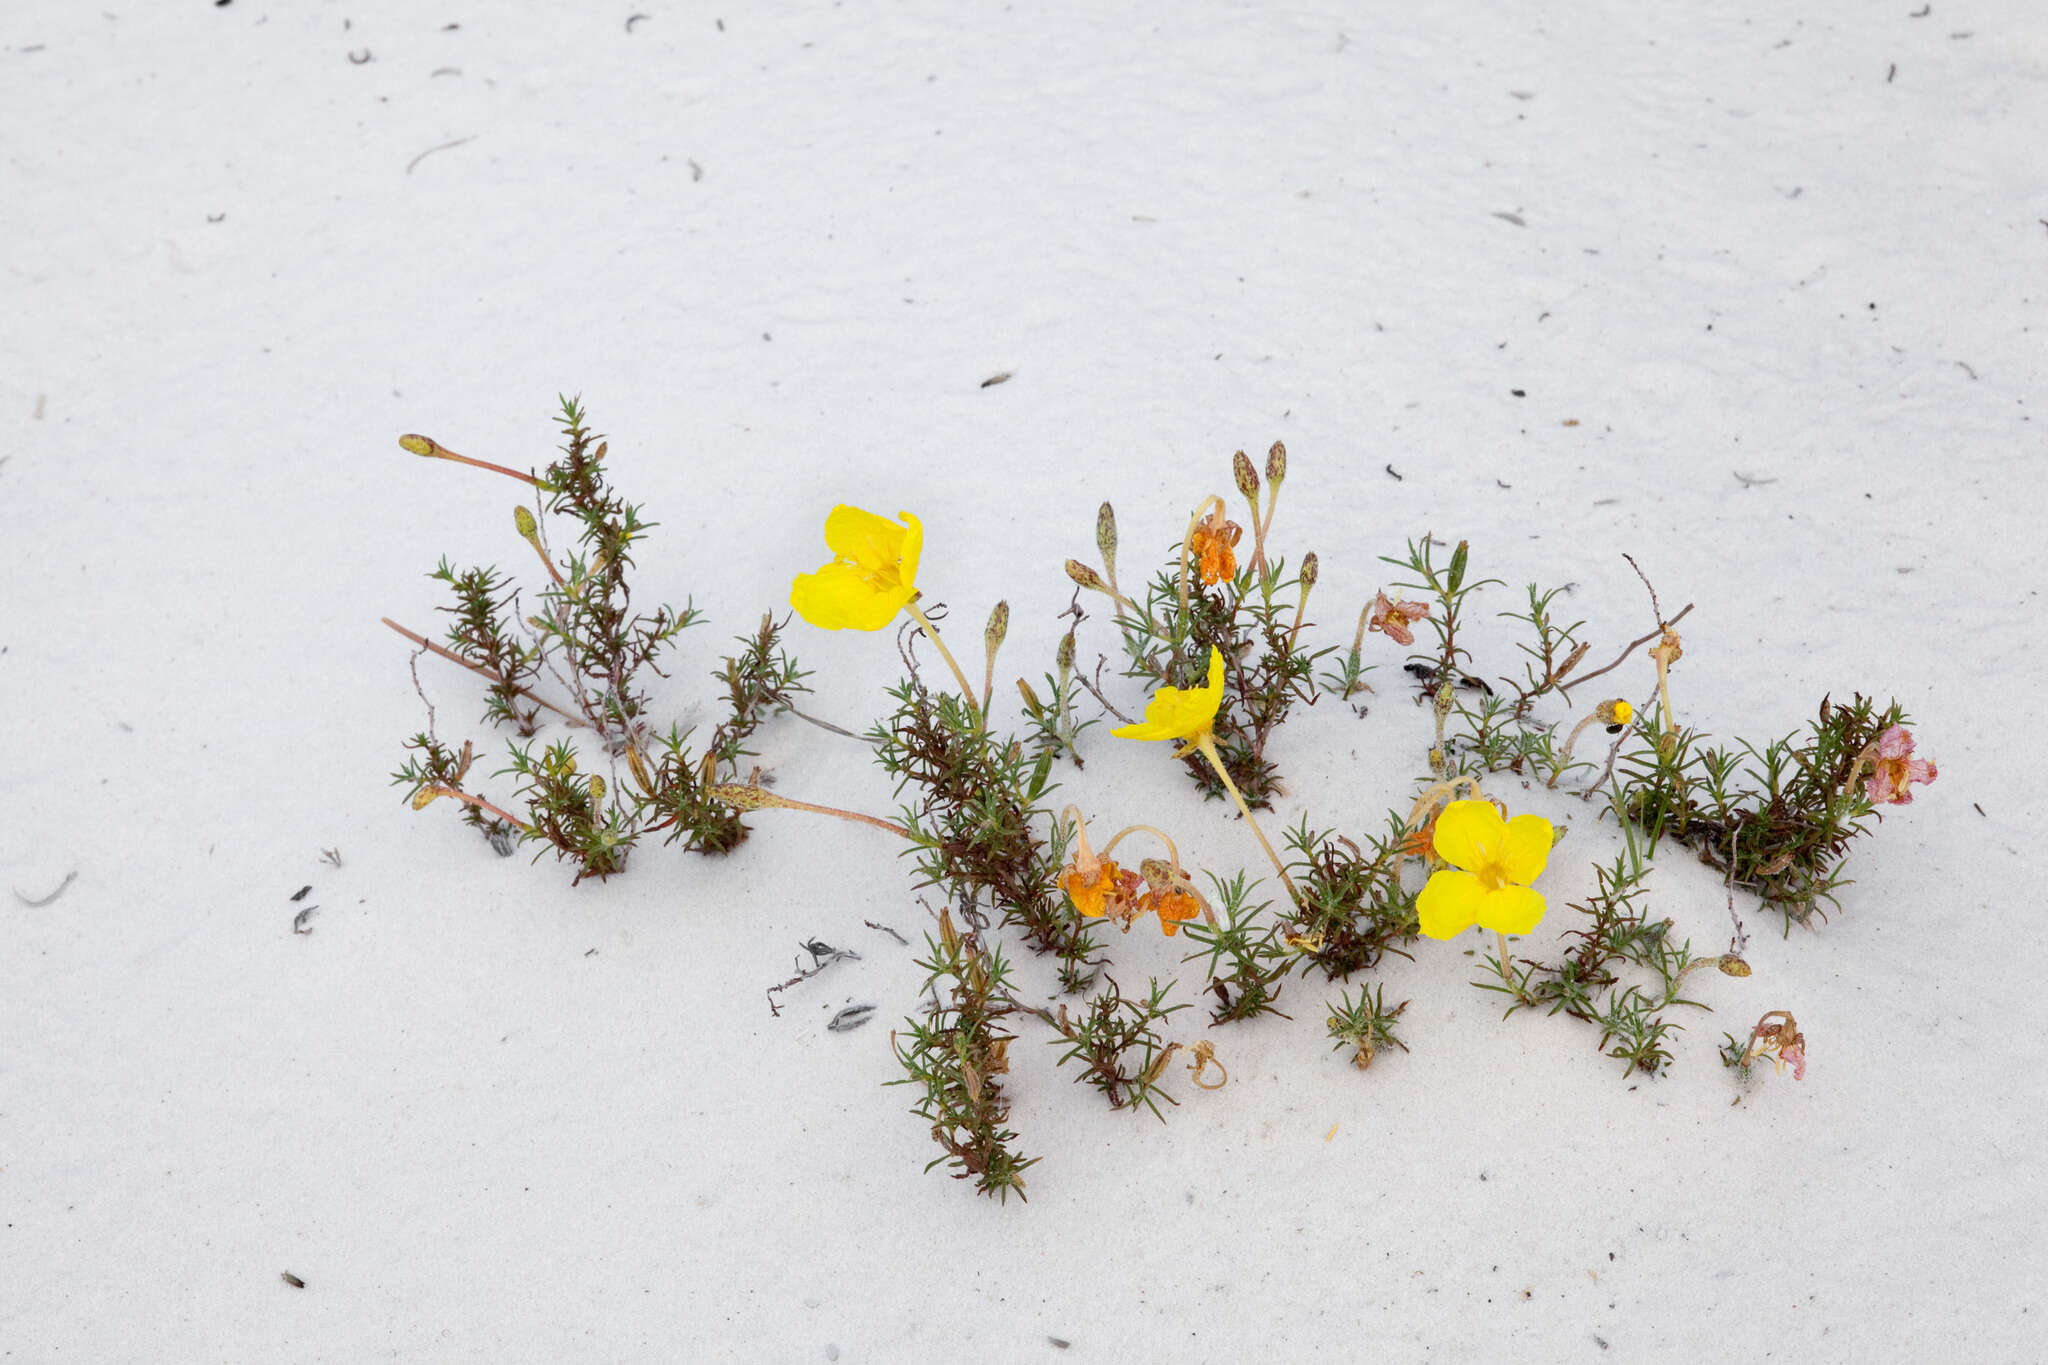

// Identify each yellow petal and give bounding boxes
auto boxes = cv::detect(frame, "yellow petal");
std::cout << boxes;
[1432,800,1505,875]
[790,562,911,631]
[821,504,908,572]
[1113,648,1225,744]
[1416,869,1485,939]
[895,510,923,592]
[1475,884,1546,936]
[1499,813,1554,885]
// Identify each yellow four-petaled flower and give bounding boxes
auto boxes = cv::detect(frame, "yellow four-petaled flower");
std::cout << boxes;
[1111,647,1225,756]
[789,505,923,631]
[1415,800,1553,939]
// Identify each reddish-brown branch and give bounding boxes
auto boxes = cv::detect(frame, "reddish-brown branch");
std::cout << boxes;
[381,617,588,727]
[428,784,533,833]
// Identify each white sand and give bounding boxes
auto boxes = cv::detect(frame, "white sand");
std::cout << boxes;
[5,1,2042,1359]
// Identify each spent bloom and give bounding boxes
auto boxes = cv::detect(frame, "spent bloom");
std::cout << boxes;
[1137,857,1210,937]
[1367,589,1431,647]
[1415,800,1554,939]
[1865,725,1937,805]
[1740,1010,1807,1081]
[789,505,923,631]
[1062,857,1143,929]
[1113,647,1226,756]
[1399,804,1443,861]
[1188,509,1242,586]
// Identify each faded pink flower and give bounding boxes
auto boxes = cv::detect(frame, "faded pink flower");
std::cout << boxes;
[1866,725,1936,805]
[1368,590,1431,648]
[1741,1010,1807,1081]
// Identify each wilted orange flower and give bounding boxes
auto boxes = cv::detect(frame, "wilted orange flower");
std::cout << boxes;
[1062,858,1141,925]
[1136,857,1211,937]
[1400,805,1442,859]
[1188,509,1241,586]
[1144,886,1204,937]
[1367,589,1431,647]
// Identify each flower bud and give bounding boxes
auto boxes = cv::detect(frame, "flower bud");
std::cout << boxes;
[1057,629,1076,673]
[1095,502,1118,568]
[1447,539,1469,595]
[587,775,606,805]
[1300,551,1319,591]
[984,600,1010,656]
[1016,678,1046,718]
[1233,449,1259,500]
[1064,558,1107,591]
[1265,440,1287,488]
[1140,1042,1181,1086]
[1717,955,1752,977]
[411,785,443,810]
[399,433,442,458]
[514,505,539,543]
[626,746,658,796]
[707,783,789,812]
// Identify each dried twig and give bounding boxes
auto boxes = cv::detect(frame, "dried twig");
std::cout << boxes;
[1075,656,1137,725]
[766,940,862,1016]
[13,871,76,907]
[405,136,474,175]
[1561,602,1694,697]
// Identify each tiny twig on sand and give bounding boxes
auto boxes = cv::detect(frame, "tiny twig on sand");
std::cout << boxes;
[1076,656,1136,725]
[766,940,862,1016]
[13,871,77,907]
[405,135,475,175]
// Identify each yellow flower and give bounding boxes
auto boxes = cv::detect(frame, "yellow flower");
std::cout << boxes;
[789,505,923,631]
[1415,800,1553,939]
[1111,647,1226,755]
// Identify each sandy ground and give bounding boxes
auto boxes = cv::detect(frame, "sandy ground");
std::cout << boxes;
[4,1,2045,1359]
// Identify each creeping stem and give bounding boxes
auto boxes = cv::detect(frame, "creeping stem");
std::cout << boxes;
[381,617,588,727]
[708,784,913,840]
[427,784,534,833]
[400,434,544,487]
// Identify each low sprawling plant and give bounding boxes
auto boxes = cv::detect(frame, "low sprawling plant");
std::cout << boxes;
[384,407,1935,1200]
